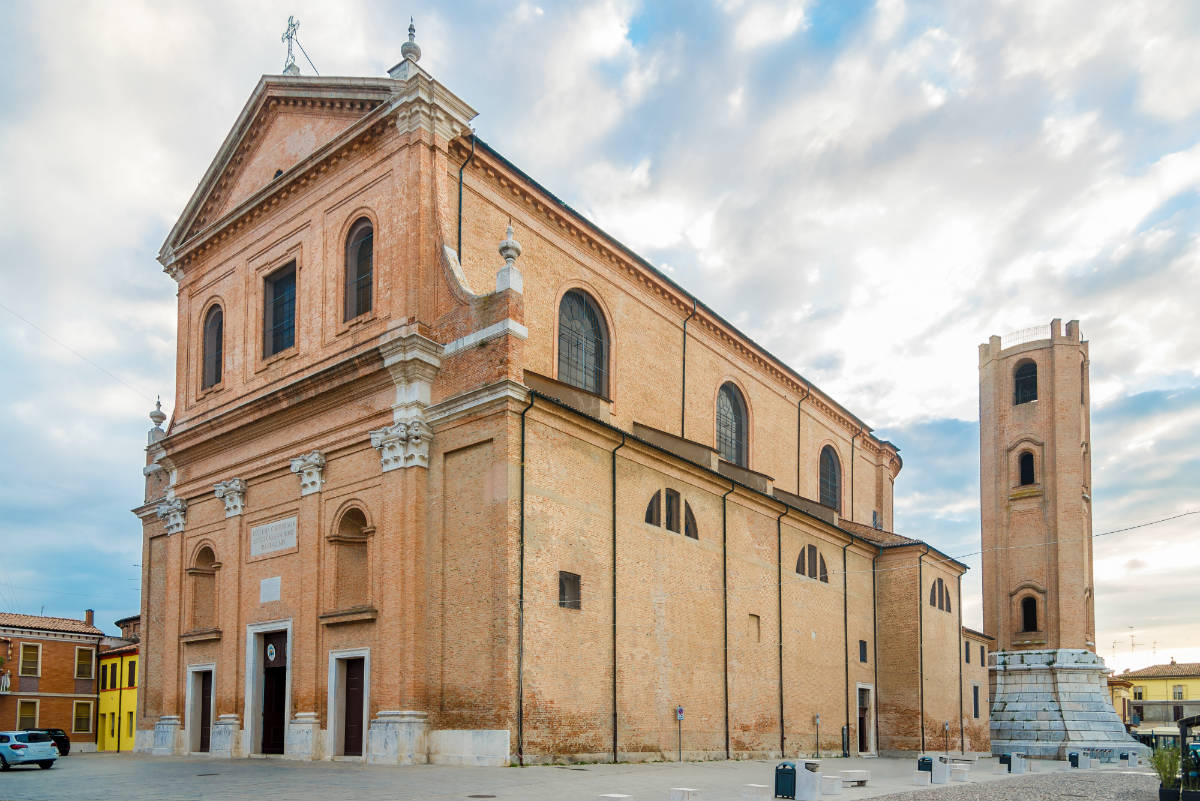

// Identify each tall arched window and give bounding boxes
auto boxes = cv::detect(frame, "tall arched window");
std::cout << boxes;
[345,218,373,321]
[1014,360,1037,405]
[1021,596,1038,632]
[332,508,370,610]
[716,383,748,466]
[796,544,829,583]
[819,445,841,512]
[557,290,608,396]
[929,577,951,612]
[188,546,217,631]
[201,305,223,389]
[1018,452,1035,486]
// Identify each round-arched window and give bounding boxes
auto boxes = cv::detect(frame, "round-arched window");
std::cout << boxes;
[557,290,608,396]
[716,383,748,467]
[819,445,841,512]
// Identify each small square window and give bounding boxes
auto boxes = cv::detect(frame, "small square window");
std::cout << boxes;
[859,640,868,663]
[558,571,581,610]
[748,614,761,642]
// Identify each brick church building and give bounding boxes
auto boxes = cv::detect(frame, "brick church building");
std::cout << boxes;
[135,27,989,764]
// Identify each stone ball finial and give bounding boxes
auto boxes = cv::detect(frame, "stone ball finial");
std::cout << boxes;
[401,17,421,62]
[499,221,522,265]
[150,397,166,428]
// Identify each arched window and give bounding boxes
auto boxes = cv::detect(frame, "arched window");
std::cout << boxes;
[1014,360,1037,405]
[684,502,698,540]
[1021,596,1038,632]
[345,218,373,321]
[819,446,841,512]
[716,383,748,466]
[201,305,223,389]
[332,508,370,610]
[665,488,681,533]
[1019,452,1035,486]
[929,577,951,612]
[796,544,830,583]
[188,546,217,631]
[644,490,662,526]
[557,289,608,396]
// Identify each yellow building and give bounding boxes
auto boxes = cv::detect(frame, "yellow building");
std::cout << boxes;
[98,643,138,752]
[1119,659,1200,728]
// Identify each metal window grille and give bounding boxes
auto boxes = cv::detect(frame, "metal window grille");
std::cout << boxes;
[557,291,607,396]
[202,306,223,388]
[264,265,296,357]
[558,571,581,610]
[819,446,840,511]
[345,224,373,321]
[1014,361,1037,405]
[716,384,747,466]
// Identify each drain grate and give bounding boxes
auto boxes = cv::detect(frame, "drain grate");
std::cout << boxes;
[467,795,496,799]
[196,773,220,777]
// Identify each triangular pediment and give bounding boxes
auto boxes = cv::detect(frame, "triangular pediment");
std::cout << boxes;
[162,75,399,258]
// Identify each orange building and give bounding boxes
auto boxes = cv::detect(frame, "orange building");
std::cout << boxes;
[0,611,103,752]
[136,29,987,764]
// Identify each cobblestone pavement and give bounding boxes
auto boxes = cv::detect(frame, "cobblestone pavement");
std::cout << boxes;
[0,753,1162,801]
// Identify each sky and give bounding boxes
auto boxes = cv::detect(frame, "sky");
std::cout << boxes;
[0,0,1196,674]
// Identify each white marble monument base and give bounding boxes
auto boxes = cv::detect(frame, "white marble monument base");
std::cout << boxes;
[209,714,241,758]
[989,649,1150,759]
[285,712,322,760]
[367,710,429,765]
[429,729,510,766]
[152,715,182,756]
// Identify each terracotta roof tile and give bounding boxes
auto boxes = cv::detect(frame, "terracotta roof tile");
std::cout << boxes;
[1121,662,1200,679]
[0,612,104,636]
[839,520,921,547]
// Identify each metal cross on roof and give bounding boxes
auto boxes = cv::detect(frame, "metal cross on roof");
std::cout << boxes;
[281,16,301,75]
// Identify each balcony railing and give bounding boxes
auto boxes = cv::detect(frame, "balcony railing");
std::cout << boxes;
[1001,324,1052,349]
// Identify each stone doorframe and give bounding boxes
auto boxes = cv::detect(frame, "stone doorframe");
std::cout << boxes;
[856,682,877,756]
[326,647,371,760]
[243,618,292,756]
[184,662,216,754]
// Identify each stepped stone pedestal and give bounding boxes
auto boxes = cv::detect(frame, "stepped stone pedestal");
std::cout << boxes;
[989,649,1149,759]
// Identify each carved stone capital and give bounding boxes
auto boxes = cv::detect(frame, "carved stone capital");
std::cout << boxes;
[155,497,187,535]
[289,451,326,496]
[213,478,247,517]
[370,416,432,471]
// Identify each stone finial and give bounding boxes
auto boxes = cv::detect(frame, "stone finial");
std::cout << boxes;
[370,416,433,471]
[156,497,187,535]
[150,397,166,428]
[401,17,421,63]
[213,478,247,518]
[496,222,524,293]
[289,451,326,496]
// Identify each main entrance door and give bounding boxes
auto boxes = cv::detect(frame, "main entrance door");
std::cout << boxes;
[343,657,365,757]
[198,671,213,752]
[261,632,287,755]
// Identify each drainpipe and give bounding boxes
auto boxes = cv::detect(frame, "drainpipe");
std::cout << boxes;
[776,505,788,757]
[849,429,862,523]
[456,131,476,262]
[842,541,851,757]
[721,481,735,760]
[680,299,697,438]
[517,393,535,766]
[957,574,964,753]
[795,386,810,495]
[115,659,123,753]
[872,551,879,754]
[610,433,627,764]
[918,547,929,754]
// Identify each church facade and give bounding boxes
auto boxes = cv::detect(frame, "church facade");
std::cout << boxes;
[135,35,987,764]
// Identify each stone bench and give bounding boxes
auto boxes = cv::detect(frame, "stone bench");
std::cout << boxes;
[819,775,842,795]
[950,765,970,782]
[913,771,932,786]
[838,769,869,787]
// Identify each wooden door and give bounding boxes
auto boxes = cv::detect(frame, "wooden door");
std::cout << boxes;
[199,671,213,752]
[343,658,365,757]
[261,632,287,754]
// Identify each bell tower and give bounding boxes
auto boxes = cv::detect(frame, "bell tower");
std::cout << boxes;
[978,319,1145,758]
[979,318,1093,653]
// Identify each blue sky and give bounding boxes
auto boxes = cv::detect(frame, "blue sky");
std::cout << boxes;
[0,0,1197,673]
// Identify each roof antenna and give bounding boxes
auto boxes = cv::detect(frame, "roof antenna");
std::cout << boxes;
[281,15,320,76]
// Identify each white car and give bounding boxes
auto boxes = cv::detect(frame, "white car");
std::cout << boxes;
[0,730,57,770]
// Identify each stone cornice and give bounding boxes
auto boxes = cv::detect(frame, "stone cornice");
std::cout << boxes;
[457,140,891,455]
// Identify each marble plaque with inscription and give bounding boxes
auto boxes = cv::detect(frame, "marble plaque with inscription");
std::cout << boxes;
[250,516,297,557]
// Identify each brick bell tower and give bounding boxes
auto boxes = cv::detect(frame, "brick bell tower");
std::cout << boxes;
[979,319,1145,759]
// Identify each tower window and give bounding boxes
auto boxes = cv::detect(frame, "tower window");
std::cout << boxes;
[1018,452,1035,486]
[819,445,841,512]
[973,685,980,718]
[201,305,223,389]
[716,383,748,466]
[557,289,608,396]
[558,571,581,610]
[965,641,970,663]
[344,218,374,321]
[263,262,297,358]
[859,640,868,663]
[1014,360,1037,405]
[1021,596,1038,632]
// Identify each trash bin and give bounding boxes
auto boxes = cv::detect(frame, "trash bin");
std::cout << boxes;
[1069,752,1079,768]
[999,753,1011,769]
[775,761,796,799]
[917,756,933,773]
